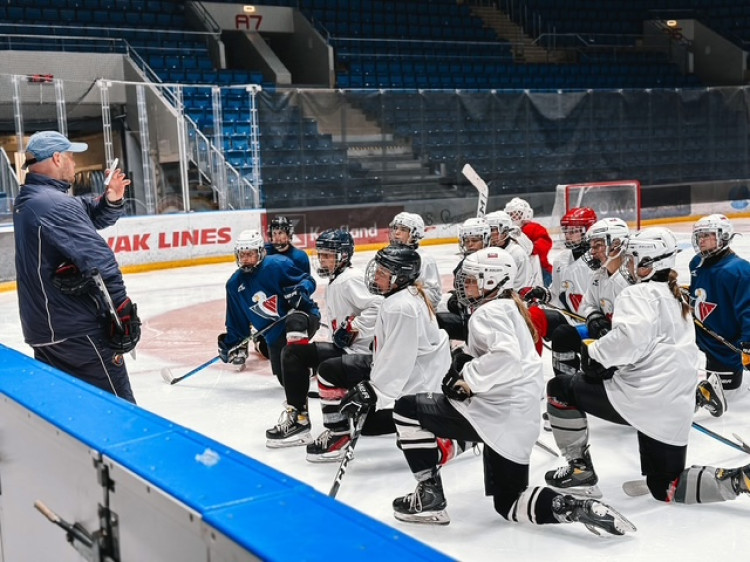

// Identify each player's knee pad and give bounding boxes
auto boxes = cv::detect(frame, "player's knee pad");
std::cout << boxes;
[394,395,419,419]
[546,374,575,408]
[551,324,582,353]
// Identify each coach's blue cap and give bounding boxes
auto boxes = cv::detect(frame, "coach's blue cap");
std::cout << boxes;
[24,131,88,168]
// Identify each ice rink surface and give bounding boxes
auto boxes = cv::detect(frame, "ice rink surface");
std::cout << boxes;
[2,218,750,560]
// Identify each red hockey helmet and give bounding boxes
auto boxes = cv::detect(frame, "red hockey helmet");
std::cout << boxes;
[560,207,597,250]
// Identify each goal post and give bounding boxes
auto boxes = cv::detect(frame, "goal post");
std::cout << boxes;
[549,180,641,240]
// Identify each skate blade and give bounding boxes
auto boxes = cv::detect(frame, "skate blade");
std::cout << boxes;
[550,484,603,499]
[265,433,313,449]
[306,451,348,463]
[587,503,637,536]
[394,510,450,526]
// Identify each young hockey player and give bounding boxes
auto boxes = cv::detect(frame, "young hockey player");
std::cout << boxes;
[485,210,540,290]
[305,245,451,462]
[390,247,635,536]
[265,216,310,273]
[689,214,750,393]
[265,229,382,448]
[218,229,320,382]
[389,212,442,309]
[436,217,491,341]
[505,197,553,286]
[545,227,750,506]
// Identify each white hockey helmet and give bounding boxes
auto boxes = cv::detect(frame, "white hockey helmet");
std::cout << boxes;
[458,217,491,255]
[504,197,533,224]
[620,227,680,283]
[456,247,516,308]
[389,212,425,247]
[235,229,266,272]
[692,214,735,258]
[485,210,513,246]
[583,217,629,270]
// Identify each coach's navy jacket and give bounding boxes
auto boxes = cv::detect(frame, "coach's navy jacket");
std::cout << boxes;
[14,173,127,346]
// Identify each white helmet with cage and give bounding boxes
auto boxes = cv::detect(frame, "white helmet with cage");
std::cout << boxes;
[234,229,266,272]
[485,210,514,246]
[389,212,425,247]
[458,217,491,255]
[504,197,533,225]
[582,217,630,270]
[692,214,735,258]
[456,247,516,308]
[620,227,680,284]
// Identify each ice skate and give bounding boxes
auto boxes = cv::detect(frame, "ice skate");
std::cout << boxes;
[716,462,750,496]
[265,407,312,448]
[306,429,351,463]
[552,494,636,536]
[393,475,450,525]
[545,445,602,498]
[695,371,726,417]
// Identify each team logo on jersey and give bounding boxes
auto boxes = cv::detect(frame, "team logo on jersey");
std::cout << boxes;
[250,293,279,318]
[561,281,583,312]
[693,288,717,322]
[599,298,615,318]
[238,283,246,292]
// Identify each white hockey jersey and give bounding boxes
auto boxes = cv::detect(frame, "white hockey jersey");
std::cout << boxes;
[515,230,543,285]
[505,239,541,290]
[418,250,443,310]
[579,268,630,319]
[550,250,595,314]
[370,286,450,410]
[326,266,383,355]
[450,299,544,464]
[588,282,699,446]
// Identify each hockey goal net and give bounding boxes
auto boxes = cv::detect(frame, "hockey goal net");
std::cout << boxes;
[549,180,641,241]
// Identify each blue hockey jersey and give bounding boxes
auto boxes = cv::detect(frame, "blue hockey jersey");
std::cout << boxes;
[264,242,310,274]
[689,251,750,372]
[224,254,319,347]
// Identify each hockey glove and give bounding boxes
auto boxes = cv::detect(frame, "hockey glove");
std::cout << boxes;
[446,291,462,315]
[740,342,750,371]
[52,261,94,296]
[108,298,141,354]
[442,365,473,401]
[520,286,551,305]
[218,333,249,365]
[340,380,377,419]
[451,348,474,372]
[333,316,358,349]
[283,286,309,310]
[586,311,611,339]
[580,339,616,382]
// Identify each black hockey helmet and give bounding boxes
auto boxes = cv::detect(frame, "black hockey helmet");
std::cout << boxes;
[315,229,355,278]
[267,216,294,238]
[365,245,421,296]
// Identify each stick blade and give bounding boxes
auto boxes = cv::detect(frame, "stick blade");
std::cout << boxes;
[622,479,650,497]
[160,367,175,384]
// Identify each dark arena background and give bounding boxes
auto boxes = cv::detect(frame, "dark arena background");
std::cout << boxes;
[1,1,750,560]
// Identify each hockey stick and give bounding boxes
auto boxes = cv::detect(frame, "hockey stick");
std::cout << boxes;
[692,422,750,454]
[693,318,742,354]
[535,439,559,457]
[622,479,650,497]
[329,410,369,499]
[161,311,292,385]
[540,303,586,323]
[461,163,488,219]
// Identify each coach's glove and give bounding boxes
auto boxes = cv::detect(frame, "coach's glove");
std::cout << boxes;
[108,298,141,354]
[520,286,551,305]
[580,339,616,382]
[586,311,611,339]
[218,333,248,365]
[442,364,473,401]
[52,261,93,296]
[740,342,750,371]
[333,316,358,349]
[340,380,377,418]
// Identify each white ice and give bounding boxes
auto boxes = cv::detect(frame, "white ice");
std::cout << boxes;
[2,219,750,561]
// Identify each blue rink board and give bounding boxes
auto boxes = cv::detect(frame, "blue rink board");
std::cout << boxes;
[0,344,451,561]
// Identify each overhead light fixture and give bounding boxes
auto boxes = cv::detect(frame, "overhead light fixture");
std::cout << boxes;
[666,20,678,27]
[243,5,256,12]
